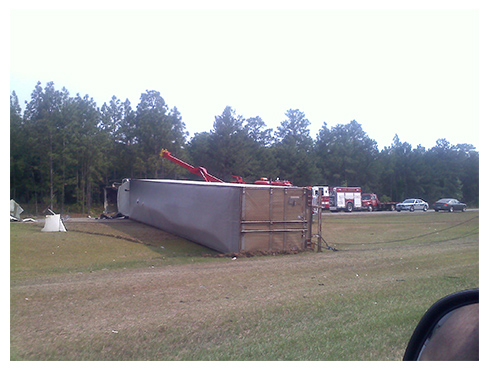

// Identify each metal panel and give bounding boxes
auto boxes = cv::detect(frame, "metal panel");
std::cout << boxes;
[354,192,362,208]
[240,187,309,253]
[117,179,312,254]
[118,179,242,253]
[337,192,345,208]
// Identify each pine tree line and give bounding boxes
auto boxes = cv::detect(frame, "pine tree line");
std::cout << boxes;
[10,82,479,214]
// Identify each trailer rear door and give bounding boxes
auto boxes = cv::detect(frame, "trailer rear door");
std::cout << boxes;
[240,187,310,253]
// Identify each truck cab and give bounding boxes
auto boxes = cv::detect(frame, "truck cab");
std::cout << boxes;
[361,193,397,211]
[361,193,379,211]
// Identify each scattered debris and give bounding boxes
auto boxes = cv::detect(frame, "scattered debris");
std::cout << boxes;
[46,208,56,215]
[10,199,24,221]
[41,214,67,232]
[204,248,308,259]
[98,212,126,220]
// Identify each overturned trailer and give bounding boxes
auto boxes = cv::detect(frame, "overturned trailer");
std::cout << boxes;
[117,179,313,254]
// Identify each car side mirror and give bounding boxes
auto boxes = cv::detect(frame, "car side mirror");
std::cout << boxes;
[403,289,479,361]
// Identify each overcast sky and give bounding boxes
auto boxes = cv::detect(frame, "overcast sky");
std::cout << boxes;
[9,1,484,150]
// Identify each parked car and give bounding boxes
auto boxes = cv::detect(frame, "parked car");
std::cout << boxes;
[433,198,467,212]
[396,198,429,212]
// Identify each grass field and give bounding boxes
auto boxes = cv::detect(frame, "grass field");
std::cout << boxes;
[10,211,479,361]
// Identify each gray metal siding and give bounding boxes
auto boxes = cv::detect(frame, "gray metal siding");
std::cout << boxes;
[118,179,242,253]
[117,179,311,254]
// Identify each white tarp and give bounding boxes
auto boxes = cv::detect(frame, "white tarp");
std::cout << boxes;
[41,214,67,232]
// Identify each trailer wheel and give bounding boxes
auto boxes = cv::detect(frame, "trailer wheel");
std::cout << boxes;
[346,202,353,212]
[390,205,395,211]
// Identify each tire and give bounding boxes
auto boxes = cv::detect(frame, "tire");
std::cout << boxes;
[449,206,454,213]
[410,206,414,212]
[390,205,396,211]
[462,207,466,212]
[423,206,428,212]
[367,205,373,212]
[346,202,353,212]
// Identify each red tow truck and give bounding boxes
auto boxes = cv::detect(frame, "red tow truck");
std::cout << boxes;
[361,193,397,211]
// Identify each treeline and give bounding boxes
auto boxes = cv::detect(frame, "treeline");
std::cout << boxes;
[10,82,479,214]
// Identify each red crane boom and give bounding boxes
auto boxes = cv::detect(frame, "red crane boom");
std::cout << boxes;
[160,149,227,183]
[160,148,291,186]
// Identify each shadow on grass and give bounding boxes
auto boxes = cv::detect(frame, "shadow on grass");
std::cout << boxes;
[65,218,218,258]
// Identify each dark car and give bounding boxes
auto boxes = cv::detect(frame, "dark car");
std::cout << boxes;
[433,198,467,212]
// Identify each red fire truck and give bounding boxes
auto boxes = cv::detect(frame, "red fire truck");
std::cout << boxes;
[312,186,330,209]
[329,187,362,212]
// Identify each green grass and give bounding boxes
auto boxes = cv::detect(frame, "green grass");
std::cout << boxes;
[10,212,479,361]
[10,222,215,279]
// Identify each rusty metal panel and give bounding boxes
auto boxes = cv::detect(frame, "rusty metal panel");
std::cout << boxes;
[240,187,310,253]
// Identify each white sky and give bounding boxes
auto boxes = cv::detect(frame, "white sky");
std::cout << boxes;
[8,1,485,150]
